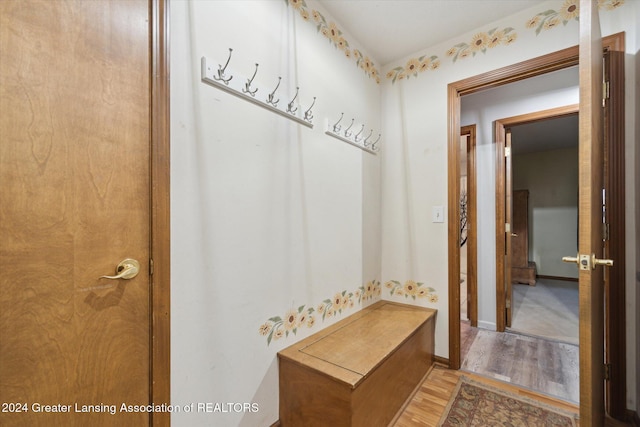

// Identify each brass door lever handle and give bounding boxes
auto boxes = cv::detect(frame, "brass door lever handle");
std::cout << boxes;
[562,254,613,270]
[100,258,140,280]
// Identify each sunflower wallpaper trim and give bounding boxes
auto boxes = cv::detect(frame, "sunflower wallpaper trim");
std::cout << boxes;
[385,54,441,84]
[386,0,626,84]
[526,0,624,35]
[259,280,381,345]
[285,0,381,83]
[385,280,439,303]
[446,27,517,63]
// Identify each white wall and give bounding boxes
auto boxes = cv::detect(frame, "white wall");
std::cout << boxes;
[169,0,639,421]
[513,147,579,279]
[381,0,638,411]
[170,1,381,425]
[460,68,579,327]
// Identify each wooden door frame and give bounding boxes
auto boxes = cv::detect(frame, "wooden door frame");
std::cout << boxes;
[494,105,580,332]
[504,130,512,327]
[460,125,478,327]
[447,32,626,418]
[150,0,171,425]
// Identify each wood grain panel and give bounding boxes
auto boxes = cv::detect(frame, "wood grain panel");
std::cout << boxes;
[512,191,529,268]
[578,0,605,424]
[0,1,153,425]
[602,37,626,421]
[352,322,434,426]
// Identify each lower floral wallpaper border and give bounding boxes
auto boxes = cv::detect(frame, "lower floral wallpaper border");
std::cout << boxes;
[258,279,438,345]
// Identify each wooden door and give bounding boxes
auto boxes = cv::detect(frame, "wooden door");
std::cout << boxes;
[461,126,478,327]
[504,131,513,327]
[0,1,153,425]
[577,0,605,425]
[511,190,529,269]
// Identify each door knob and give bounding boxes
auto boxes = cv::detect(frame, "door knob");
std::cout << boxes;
[511,233,518,237]
[562,253,613,270]
[100,258,140,280]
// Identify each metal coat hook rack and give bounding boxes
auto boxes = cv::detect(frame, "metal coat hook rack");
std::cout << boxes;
[325,113,381,155]
[201,49,315,129]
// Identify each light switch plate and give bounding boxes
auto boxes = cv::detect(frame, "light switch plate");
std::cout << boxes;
[432,206,444,223]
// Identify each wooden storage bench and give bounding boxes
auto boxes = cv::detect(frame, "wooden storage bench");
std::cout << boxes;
[278,301,437,427]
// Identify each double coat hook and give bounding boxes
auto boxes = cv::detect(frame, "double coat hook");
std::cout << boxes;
[213,48,233,85]
[242,63,259,97]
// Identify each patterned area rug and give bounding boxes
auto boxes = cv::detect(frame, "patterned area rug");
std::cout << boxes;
[438,377,577,426]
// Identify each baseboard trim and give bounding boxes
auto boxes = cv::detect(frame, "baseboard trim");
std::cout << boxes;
[434,355,449,367]
[478,320,497,331]
[536,275,578,282]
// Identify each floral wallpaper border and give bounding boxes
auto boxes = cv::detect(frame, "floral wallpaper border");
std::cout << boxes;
[258,278,441,345]
[527,0,623,34]
[286,0,381,83]
[259,280,381,345]
[385,280,438,303]
[446,27,517,63]
[386,0,625,84]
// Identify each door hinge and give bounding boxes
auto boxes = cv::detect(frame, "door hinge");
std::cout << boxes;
[604,363,611,381]
[505,146,511,157]
[506,299,511,309]
[149,258,154,276]
[603,223,610,241]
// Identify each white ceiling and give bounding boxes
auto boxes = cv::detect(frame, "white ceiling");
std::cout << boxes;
[317,0,543,65]
[511,114,579,155]
[316,1,579,155]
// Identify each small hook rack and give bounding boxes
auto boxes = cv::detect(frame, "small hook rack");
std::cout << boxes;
[324,114,381,155]
[201,50,315,129]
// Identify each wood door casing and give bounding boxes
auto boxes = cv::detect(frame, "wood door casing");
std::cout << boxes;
[504,131,513,327]
[0,1,161,425]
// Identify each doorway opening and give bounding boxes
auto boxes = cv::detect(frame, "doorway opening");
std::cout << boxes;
[506,112,580,344]
[447,32,626,418]
[459,108,582,403]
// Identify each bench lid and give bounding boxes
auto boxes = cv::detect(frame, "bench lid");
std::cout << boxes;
[278,301,436,387]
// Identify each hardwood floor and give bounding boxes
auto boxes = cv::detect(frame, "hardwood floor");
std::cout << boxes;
[393,364,579,426]
[392,364,632,427]
[461,322,579,402]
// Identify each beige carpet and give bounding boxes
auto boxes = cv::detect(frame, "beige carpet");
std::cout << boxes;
[509,278,578,344]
